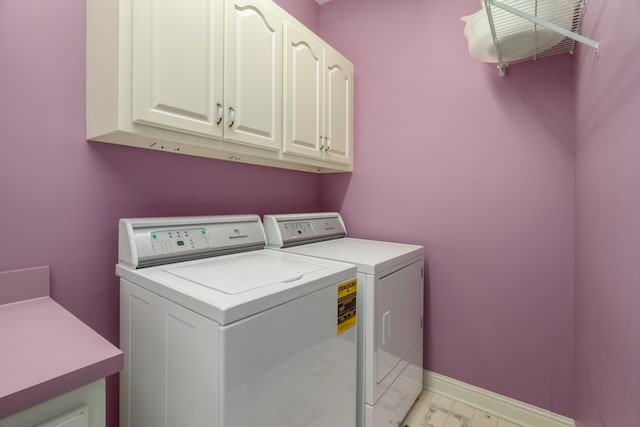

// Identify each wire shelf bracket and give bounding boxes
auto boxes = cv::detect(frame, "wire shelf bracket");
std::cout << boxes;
[483,0,599,77]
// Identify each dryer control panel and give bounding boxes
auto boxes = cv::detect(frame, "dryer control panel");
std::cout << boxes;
[263,213,347,248]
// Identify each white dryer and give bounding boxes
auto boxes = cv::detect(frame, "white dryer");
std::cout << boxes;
[264,213,424,427]
[116,215,357,427]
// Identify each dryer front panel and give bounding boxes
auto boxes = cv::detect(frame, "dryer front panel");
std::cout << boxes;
[375,260,423,385]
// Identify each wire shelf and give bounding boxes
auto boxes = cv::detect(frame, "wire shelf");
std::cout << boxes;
[477,0,598,76]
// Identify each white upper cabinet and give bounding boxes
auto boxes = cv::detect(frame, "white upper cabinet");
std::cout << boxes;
[224,1,282,151]
[323,47,353,165]
[132,0,224,139]
[133,0,282,150]
[87,0,352,173]
[283,21,353,166]
[283,21,325,160]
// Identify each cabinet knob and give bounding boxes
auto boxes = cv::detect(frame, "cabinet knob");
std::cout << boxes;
[320,136,325,151]
[228,107,235,128]
[325,137,331,152]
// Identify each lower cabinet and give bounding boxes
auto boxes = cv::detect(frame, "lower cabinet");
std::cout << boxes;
[0,380,105,427]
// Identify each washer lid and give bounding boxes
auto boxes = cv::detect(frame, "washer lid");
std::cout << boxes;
[164,252,324,294]
[117,249,357,325]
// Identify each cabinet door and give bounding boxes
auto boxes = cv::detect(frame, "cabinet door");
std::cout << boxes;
[282,21,324,160]
[33,406,88,427]
[324,47,353,165]
[131,0,224,138]
[0,381,104,427]
[224,0,282,150]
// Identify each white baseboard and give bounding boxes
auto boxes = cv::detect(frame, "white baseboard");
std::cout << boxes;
[422,370,574,427]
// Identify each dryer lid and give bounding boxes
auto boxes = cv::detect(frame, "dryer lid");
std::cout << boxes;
[280,238,423,275]
[163,251,325,295]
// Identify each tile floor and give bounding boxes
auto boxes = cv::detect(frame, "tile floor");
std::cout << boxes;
[401,390,523,427]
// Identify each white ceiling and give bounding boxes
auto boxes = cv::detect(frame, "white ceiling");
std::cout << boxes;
[315,0,333,4]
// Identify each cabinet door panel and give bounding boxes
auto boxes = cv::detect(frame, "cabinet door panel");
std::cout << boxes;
[132,0,223,138]
[282,22,324,160]
[33,406,88,427]
[225,0,282,150]
[324,48,353,165]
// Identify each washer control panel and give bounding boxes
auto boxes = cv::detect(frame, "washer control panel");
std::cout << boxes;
[150,228,209,254]
[119,215,266,268]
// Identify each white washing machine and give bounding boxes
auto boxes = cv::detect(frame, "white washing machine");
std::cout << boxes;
[116,215,358,427]
[264,213,424,427]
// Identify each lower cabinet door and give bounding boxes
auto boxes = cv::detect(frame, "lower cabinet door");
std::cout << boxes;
[0,380,105,427]
[34,405,88,427]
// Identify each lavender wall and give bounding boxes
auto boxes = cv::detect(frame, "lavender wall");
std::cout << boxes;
[274,0,319,33]
[0,0,320,426]
[575,0,640,425]
[5,0,621,423]
[318,0,576,416]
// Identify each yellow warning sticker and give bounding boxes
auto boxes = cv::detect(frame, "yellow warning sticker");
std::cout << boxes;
[337,279,357,335]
